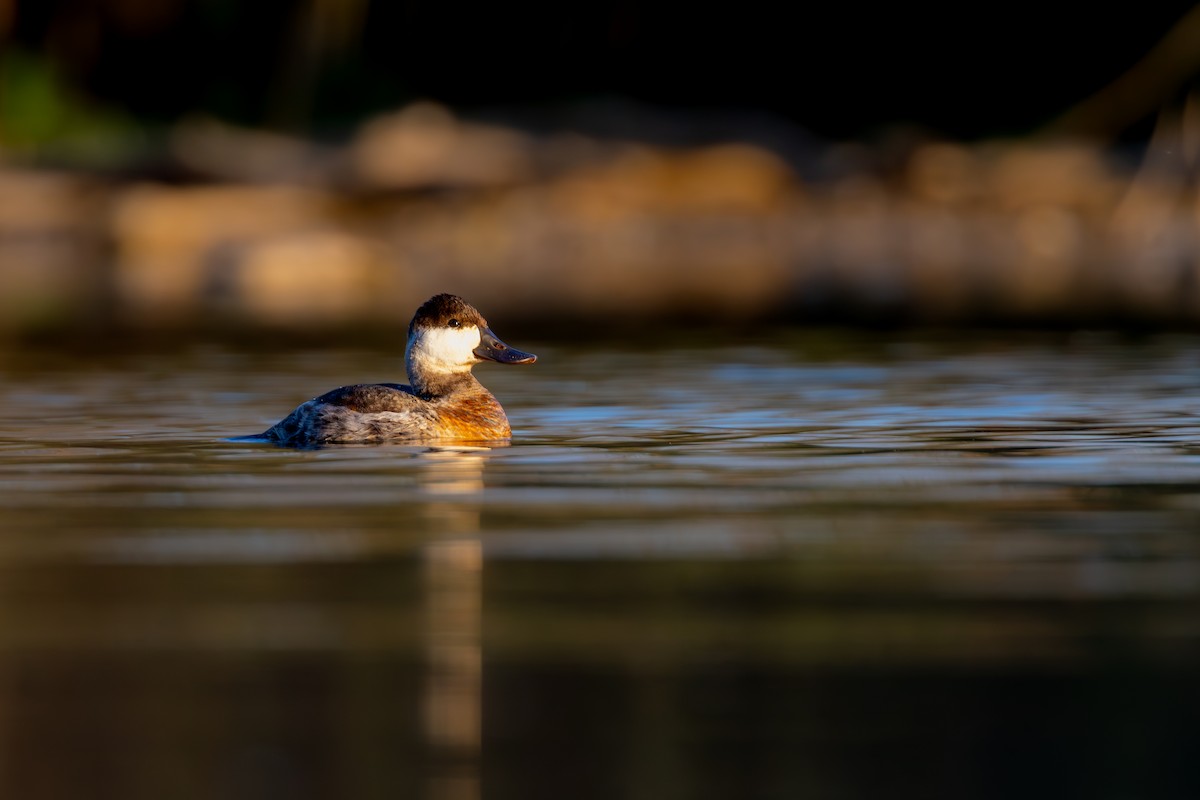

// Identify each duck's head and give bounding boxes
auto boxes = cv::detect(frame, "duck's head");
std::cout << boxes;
[405,294,537,385]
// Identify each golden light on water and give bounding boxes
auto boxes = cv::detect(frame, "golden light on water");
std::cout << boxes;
[420,451,485,800]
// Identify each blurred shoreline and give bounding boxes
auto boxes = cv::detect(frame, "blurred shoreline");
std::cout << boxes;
[3,102,1200,340]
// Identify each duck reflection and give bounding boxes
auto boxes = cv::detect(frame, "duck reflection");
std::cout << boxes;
[417,447,486,800]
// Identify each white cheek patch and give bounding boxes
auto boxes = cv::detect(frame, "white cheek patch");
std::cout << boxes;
[409,326,482,369]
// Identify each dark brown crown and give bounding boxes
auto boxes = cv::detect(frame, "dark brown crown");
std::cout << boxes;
[409,294,487,334]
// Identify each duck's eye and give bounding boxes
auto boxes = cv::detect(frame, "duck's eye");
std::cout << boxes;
[448,319,461,328]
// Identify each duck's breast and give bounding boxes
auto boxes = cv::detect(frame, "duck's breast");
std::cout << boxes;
[430,392,512,440]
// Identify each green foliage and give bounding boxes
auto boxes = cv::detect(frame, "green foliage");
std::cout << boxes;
[0,47,143,162]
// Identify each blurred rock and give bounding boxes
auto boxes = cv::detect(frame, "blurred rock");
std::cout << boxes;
[5,104,1200,335]
[906,143,983,207]
[170,118,338,184]
[365,142,800,319]
[216,230,405,326]
[982,143,1122,212]
[350,103,535,189]
[0,170,107,331]
[111,184,335,325]
[547,143,798,218]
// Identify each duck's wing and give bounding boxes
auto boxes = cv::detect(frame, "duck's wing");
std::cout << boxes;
[312,383,422,412]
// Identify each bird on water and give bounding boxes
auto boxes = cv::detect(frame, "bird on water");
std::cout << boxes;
[251,293,536,447]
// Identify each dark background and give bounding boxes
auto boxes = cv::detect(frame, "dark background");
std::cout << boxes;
[5,0,1199,143]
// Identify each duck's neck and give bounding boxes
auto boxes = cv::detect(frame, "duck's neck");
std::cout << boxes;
[407,357,484,399]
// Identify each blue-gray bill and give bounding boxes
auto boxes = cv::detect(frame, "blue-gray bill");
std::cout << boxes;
[474,328,537,364]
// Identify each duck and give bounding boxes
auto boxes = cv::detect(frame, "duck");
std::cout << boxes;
[253,294,536,447]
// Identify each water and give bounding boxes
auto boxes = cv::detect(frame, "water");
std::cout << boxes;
[2,330,1200,799]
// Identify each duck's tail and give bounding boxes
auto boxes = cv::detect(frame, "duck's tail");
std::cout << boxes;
[226,430,277,443]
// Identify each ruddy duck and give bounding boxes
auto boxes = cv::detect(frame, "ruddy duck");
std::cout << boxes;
[253,294,536,447]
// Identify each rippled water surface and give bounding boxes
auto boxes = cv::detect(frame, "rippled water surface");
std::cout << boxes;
[2,331,1200,799]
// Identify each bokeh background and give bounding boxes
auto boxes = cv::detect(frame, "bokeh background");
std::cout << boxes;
[6,6,1200,800]
[5,0,1200,338]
